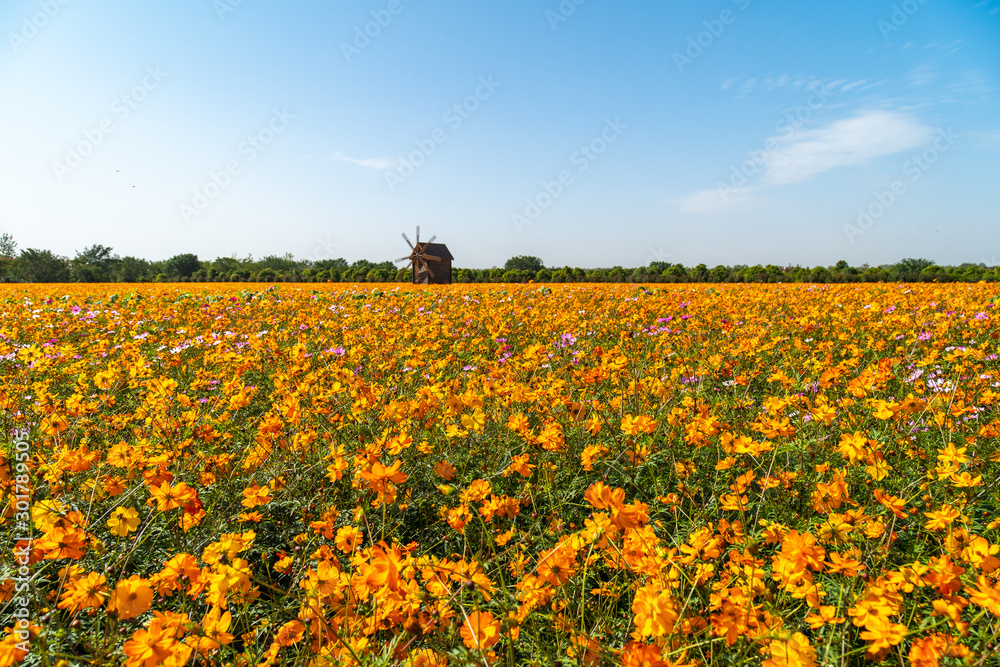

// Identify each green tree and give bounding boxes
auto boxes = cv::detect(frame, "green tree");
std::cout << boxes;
[956,264,984,282]
[17,248,69,282]
[258,254,299,272]
[863,266,887,283]
[504,256,544,273]
[165,253,201,278]
[892,258,934,280]
[350,259,373,274]
[764,265,784,282]
[315,258,349,271]
[809,266,831,283]
[211,256,244,275]
[743,265,763,282]
[71,244,119,282]
[116,257,150,283]
[710,265,730,282]
[665,264,687,278]
[0,233,16,281]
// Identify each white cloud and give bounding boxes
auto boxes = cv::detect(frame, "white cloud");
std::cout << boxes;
[838,79,869,92]
[326,152,400,170]
[761,109,934,185]
[671,109,936,214]
[727,74,874,97]
[739,77,758,96]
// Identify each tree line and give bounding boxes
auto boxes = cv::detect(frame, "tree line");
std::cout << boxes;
[0,237,995,284]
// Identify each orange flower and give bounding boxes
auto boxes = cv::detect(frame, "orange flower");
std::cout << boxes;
[836,432,869,462]
[632,584,678,638]
[154,553,201,595]
[148,481,195,512]
[240,484,273,508]
[584,482,624,510]
[357,459,408,505]
[405,648,449,667]
[924,505,960,531]
[968,575,1000,616]
[274,620,305,647]
[335,526,364,553]
[710,599,749,646]
[859,617,907,656]
[186,606,234,652]
[781,530,826,571]
[109,575,154,620]
[359,543,402,592]
[434,460,456,480]
[38,525,88,560]
[504,453,535,478]
[763,632,817,667]
[621,642,669,667]
[57,571,108,613]
[621,414,657,436]
[460,610,500,650]
[873,489,908,519]
[804,605,845,630]
[908,633,950,667]
[123,618,178,667]
[358,459,407,484]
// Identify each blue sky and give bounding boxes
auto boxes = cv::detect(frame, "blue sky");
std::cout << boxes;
[1,0,998,269]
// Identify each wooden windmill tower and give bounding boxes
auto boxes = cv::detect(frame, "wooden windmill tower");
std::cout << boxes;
[396,227,454,285]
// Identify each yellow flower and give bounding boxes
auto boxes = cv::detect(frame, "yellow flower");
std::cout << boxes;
[763,632,817,667]
[108,507,141,537]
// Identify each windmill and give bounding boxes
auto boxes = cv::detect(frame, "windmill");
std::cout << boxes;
[396,226,454,284]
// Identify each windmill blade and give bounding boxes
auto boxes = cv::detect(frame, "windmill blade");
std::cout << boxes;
[420,258,435,278]
[426,235,437,245]
[394,255,413,263]
[421,254,442,262]
[415,226,420,246]
[401,233,414,250]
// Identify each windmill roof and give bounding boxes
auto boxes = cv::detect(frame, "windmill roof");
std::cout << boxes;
[419,243,454,260]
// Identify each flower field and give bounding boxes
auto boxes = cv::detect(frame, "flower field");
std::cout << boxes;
[2,282,1000,667]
